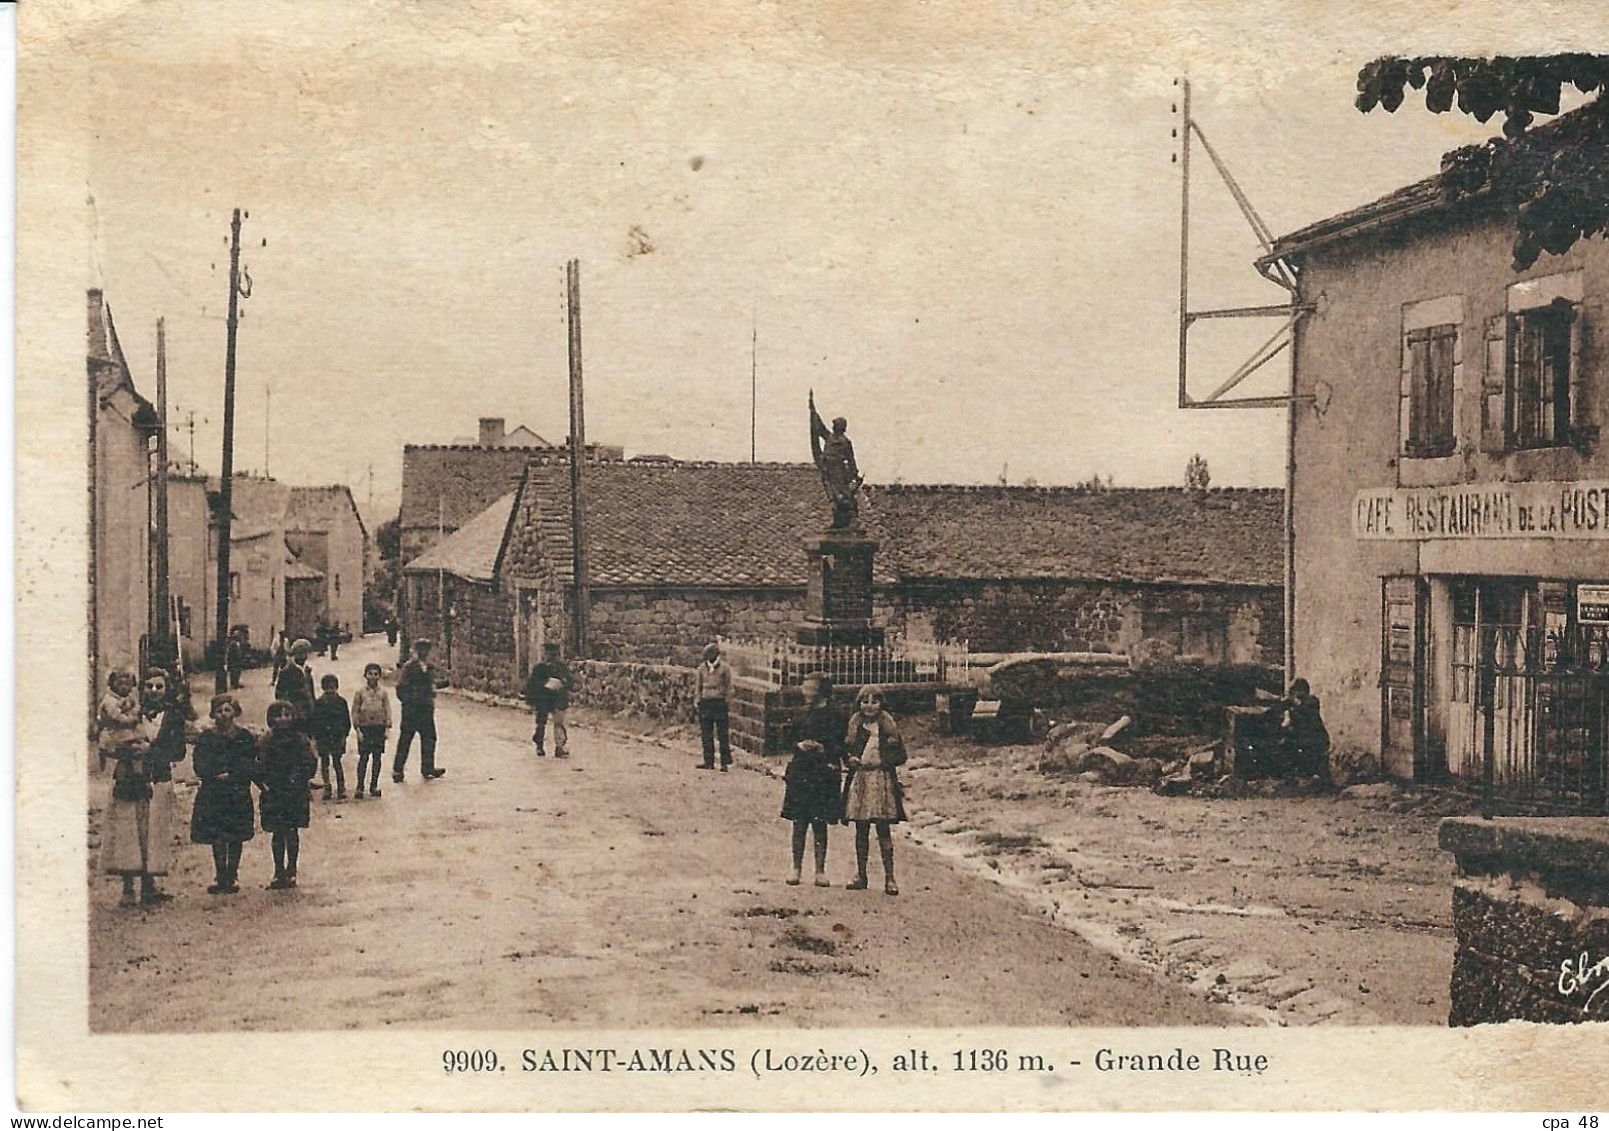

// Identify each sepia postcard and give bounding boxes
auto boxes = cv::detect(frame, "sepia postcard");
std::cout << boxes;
[16,0,1609,1114]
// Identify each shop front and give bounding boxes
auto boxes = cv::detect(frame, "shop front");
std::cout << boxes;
[1360,481,1609,812]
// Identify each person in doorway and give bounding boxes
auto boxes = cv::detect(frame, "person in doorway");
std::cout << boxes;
[393,639,446,781]
[310,673,352,800]
[274,638,317,735]
[257,699,317,889]
[841,684,907,896]
[101,668,189,906]
[695,641,733,772]
[190,693,256,894]
[350,662,391,799]
[781,672,845,886]
[523,643,572,758]
[1281,678,1331,777]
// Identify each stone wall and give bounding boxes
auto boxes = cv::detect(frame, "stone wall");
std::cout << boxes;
[569,659,699,720]
[896,579,1282,665]
[400,574,516,696]
[585,588,807,666]
[1440,817,1609,1026]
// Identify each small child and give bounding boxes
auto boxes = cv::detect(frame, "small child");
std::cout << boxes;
[350,662,392,799]
[523,643,572,758]
[96,668,142,775]
[309,673,353,800]
[190,693,257,894]
[257,700,317,889]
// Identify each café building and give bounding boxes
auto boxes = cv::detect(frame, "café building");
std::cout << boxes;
[1266,109,1609,807]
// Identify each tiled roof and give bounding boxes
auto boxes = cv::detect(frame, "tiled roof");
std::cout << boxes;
[1266,103,1600,264]
[867,485,1284,586]
[213,475,291,534]
[497,460,1282,589]
[287,485,367,540]
[88,290,155,418]
[509,460,894,588]
[403,491,518,583]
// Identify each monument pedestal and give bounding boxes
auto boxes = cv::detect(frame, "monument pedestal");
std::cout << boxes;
[796,530,884,648]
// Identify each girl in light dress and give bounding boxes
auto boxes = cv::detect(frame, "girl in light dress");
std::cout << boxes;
[840,684,907,896]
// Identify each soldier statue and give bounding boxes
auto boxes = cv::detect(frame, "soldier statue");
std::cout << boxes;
[809,390,863,530]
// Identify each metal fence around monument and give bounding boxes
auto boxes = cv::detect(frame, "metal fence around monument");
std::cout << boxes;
[718,636,972,690]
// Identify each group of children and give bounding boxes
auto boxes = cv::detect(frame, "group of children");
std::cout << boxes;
[97,660,402,900]
[780,674,908,896]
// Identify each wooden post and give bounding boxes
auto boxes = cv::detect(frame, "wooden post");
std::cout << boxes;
[152,317,172,661]
[214,209,243,693]
[566,259,592,659]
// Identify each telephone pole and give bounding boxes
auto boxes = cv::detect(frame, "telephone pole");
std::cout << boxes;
[152,317,172,664]
[750,309,757,464]
[214,209,245,693]
[566,259,592,659]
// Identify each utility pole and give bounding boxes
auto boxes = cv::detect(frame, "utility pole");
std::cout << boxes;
[566,259,592,659]
[750,307,757,464]
[214,209,245,693]
[152,317,172,664]
[264,382,272,477]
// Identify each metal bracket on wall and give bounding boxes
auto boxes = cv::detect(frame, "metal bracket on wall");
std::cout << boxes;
[1175,78,1316,411]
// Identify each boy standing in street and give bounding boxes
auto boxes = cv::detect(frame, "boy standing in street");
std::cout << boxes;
[351,662,391,799]
[523,642,573,758]
[393,639,446,782]
[310,673,352,800]
[696,641,733,772]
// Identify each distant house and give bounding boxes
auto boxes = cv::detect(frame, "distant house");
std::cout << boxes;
[398,417,624,564]
[399,457,1283,696]
[285,485,369,637]
[401,490,521,688]
[88,289,159,695]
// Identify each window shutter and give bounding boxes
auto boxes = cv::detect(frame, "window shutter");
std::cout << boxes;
[1480,314,1509,454]
[1400,330,1415,455]
[1571,300,1594,441]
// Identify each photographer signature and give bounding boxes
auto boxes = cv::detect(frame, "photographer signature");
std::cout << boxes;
[1557,951,1609,1013]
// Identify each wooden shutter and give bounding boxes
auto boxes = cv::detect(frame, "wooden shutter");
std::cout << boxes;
[1571,299,1594,442]
[1400,330,1416,455]
[1480,314,1510,454]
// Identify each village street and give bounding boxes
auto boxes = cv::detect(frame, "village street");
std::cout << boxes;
[89,635,1239,1032]
[88,636,1467,1033]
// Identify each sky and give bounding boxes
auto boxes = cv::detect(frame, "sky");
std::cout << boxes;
[68,0,1553,528]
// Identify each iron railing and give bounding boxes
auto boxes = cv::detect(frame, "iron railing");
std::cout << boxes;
[718,635,971,690]
[1449,624,1608,815]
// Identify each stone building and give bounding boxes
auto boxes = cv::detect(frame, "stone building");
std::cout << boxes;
[870,484,1283,661]
[397,417,623,564]
[400,490,520,688]
[1266,106,1609,804]
[399,457,1283,696]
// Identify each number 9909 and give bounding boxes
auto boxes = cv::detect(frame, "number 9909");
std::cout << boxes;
[443,1049,500,1074]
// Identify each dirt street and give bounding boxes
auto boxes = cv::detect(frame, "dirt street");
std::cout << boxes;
[88,635,1233,1032]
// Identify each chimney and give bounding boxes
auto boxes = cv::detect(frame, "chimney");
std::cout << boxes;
[478,417,505,447]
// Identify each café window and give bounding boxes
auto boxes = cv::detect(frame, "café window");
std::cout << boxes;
[1509,299,1576,449]
[1400,295,1463,458]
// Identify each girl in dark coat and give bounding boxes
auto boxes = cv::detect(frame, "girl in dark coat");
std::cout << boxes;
[190,693,257,894]
[781,672,844,887]
[256,700,318,889]
[841,685,907,896]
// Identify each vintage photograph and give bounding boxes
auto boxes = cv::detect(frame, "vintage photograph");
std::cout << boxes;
[16,0,1609,1114]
